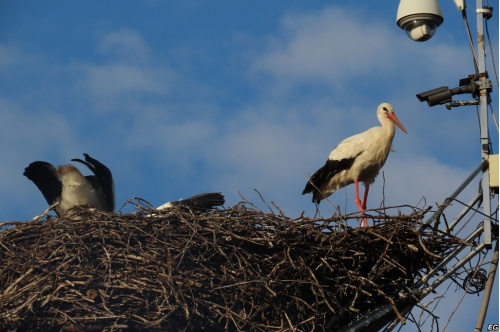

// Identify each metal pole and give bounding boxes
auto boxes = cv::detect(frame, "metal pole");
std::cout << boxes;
[476,0,492,248]
[475,240,499,332]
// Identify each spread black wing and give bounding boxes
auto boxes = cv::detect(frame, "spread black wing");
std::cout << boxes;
[71,153,115,212]
[24,161,62,206]
[170,192,225,211]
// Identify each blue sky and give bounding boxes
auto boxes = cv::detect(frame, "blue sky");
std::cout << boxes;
[1,0,498,330]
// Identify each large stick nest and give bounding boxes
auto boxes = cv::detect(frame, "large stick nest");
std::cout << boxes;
[0,200,462,331]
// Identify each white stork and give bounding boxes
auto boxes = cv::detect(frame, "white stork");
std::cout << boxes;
[302,102,407,226]
[24,153,115,217]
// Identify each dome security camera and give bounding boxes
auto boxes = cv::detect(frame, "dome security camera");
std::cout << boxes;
[397,0,444,42]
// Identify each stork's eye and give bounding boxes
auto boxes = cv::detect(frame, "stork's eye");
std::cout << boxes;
[383,107,388,113]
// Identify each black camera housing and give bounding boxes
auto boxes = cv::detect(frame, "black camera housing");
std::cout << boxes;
[416,76,479,107]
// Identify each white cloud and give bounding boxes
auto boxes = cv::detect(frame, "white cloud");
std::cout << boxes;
[251,7,393,83]
[69,28,186,112]
[97,28,151,62]
[0,98,80,218]
[381,155,474,206]
[125,106,218,160]
[0,43,34,71]
[249,5,471,95]
[81,63,173,97]
[0,99,77,158]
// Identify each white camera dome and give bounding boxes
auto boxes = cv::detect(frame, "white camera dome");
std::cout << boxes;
[397,0,444,41]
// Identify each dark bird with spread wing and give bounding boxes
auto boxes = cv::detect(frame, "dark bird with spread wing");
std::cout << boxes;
[24,153,115,217]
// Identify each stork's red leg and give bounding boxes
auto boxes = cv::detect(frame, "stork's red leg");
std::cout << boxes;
[360,184,370,227]
[354,178,363,210]
[354,179,369,227]
[361,184,370,210]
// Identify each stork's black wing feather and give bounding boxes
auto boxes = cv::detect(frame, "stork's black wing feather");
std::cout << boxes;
[23,161,62,206]
[302,157,357,196]
[71,153,115,211]
[170,193,225,211]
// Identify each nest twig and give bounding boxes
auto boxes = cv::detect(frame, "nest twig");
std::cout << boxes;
[0,201,462,331]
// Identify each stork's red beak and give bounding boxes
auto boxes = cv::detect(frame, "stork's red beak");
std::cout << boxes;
[388,112,407,134]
